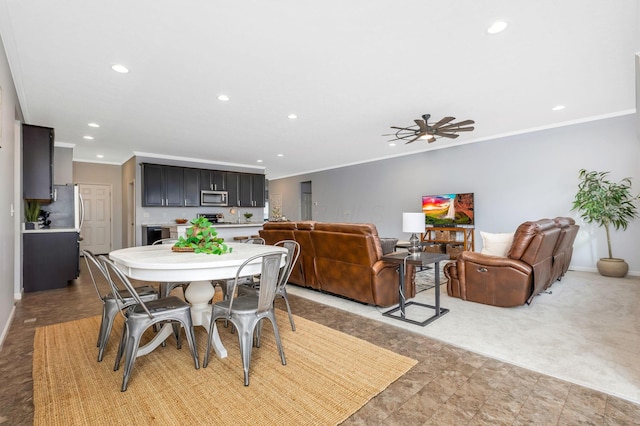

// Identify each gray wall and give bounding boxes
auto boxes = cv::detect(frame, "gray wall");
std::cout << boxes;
[268,114,640,274]
[0,32,20,343]
[53,146,73,184]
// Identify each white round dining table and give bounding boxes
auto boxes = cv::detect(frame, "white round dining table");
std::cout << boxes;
[109,242,287,359]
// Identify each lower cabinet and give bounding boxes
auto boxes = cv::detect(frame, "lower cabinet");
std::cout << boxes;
[23,231,80,292]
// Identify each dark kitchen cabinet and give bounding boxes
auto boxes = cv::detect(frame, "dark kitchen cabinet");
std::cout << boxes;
[183,168,200,206]
[199,169,226,191]
[23,231,79,292]
[226,172,239,206]
[142,164,184,207]
[22,124,54,200]
[239,173,266,207]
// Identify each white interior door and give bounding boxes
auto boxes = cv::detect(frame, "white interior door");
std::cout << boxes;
[79,183,112,254]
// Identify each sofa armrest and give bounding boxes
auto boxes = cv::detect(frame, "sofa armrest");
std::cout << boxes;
[458,251,531,275]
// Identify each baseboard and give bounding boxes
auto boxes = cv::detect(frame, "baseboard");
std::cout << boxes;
[569,266,640,277]
[0,305,16,351]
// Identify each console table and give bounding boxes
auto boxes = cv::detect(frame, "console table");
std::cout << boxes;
[381,252,450,326]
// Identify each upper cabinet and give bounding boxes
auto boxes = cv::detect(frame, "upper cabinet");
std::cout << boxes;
[239,173,266,207]
[141,163,265,207]
[22,124,54,200]
[183,168,200,207]
[200,170,227,191]
[142,164,184,207]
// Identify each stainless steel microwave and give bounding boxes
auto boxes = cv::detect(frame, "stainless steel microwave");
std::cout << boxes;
[200,190,228,206]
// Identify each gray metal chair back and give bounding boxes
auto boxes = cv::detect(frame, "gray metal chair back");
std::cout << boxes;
[82,249,158,362]
[203,251,286,386]
[152,238,179,245]
[237,240,300,331]
[98,255,200,391]
[215,236,266,300]
[273,240,300,330]
[152,238,190,298]
[243,237,265,245]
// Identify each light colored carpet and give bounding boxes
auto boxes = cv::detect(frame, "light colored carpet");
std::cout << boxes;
[288,269,640,404]
[33,310,417,425]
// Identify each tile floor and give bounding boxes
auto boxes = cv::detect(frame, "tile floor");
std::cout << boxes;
[1,263,639,425]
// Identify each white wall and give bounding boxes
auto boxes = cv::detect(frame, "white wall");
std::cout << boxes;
[268,113,640,274]
[0,33,19,346]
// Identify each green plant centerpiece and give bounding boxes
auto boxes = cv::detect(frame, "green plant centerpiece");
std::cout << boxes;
[571,169,639,277]
[172,217,232,255]
[243,212,253,222]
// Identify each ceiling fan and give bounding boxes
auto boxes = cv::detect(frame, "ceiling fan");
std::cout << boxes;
[385,114,475,144]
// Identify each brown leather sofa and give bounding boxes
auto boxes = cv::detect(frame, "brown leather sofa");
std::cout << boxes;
[444,218,577,307]
[550,217,580,284]
[260,221,414,307]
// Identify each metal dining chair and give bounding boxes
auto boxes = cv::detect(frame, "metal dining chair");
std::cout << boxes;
[215,237,266,301]
[152,238,191,298]
[98,256,200,392]
[82,249,158,362]
[237,239,301,331]
[203,251,286,386]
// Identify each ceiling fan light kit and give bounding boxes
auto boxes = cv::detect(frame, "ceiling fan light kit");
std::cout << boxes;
[385,114,475,145]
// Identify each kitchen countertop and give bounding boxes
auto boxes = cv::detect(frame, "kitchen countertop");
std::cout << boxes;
[153,222,264,228]
[23,227,80,233]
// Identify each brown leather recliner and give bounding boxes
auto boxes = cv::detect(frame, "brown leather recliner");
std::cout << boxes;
[444,219,561,307]
[550,217,580,284]
[310,223,415,307]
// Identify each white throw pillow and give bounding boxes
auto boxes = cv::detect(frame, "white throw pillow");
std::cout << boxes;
[480,232,514,257]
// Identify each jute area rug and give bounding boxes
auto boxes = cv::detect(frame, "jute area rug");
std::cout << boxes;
[33,310,417,425]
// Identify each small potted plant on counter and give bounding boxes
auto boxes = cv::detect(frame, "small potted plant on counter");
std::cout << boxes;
[172,217,232,255]
[243,212,253,223]
[24,200,41,229]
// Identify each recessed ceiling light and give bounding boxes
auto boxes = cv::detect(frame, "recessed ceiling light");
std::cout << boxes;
[287,114,298,119]
[111,64,129,73]
[552,105,566,111]
[96,154,104,158]
[389,142,396,147]
[277,154,284,157]
[88,123,100,128]
[257,159,263,163]
[217,95,230,101]
[487,21,508,34]
[83,136,94,140]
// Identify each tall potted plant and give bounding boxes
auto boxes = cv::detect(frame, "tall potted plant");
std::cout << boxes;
[572,169,639,277]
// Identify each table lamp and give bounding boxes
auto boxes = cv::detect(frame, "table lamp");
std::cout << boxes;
[403,212,425,255]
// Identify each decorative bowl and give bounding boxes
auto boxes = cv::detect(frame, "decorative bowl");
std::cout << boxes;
[175,218,188,224]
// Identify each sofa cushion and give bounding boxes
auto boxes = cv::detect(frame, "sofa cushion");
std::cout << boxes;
[480,232,514,257]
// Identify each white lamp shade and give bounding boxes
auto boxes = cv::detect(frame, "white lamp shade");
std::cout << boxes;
[402,212,425,233]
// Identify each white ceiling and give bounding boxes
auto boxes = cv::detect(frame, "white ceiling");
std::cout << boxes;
[1,0,638,179]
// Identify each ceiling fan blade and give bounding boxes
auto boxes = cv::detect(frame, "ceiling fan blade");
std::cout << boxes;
[438,133,460,139]
[448,126,474,132]
[413,119,428,132]
[439,119,475,129]
[432,116,456,129]
[390,126,415,131]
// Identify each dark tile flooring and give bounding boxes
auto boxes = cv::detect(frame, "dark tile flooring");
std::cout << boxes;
[1,263,640,425]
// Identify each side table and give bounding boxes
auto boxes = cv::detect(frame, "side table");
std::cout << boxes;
[381,252,450,326]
